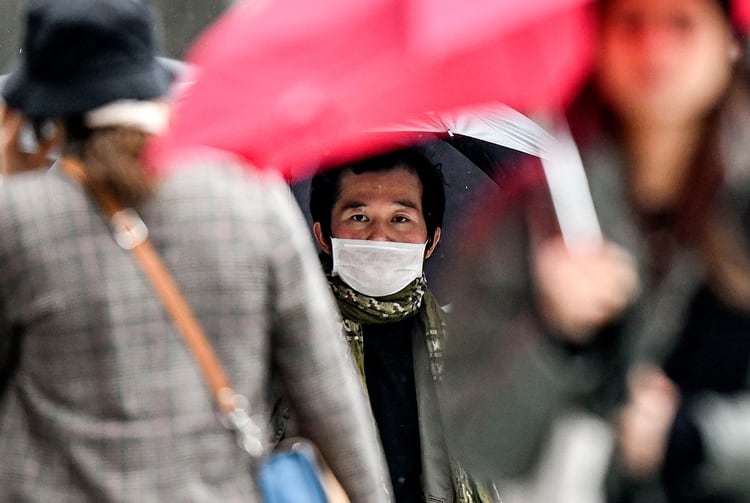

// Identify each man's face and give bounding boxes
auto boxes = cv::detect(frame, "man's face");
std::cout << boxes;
[314,165,439,259]
[597,0,736,127]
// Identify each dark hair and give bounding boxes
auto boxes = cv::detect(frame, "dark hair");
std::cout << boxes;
[309,147,446,247]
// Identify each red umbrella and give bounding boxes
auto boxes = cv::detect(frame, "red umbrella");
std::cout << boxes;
[735,0,750,32]
[150,0,596,177]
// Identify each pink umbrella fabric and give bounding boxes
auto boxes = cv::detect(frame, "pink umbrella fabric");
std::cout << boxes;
[735,0,750,32]
[151,0,596,177]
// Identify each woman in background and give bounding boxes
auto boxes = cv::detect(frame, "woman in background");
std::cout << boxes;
[439,1,750,502]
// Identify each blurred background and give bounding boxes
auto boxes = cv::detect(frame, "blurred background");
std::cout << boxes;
[0,0,232,71]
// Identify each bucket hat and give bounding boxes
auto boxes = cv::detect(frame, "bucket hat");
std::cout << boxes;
[2,0,170,119]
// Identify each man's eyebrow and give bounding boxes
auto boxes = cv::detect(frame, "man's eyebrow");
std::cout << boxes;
[394,199,419,210]
[337,199,419,210]
[339,200,367,211]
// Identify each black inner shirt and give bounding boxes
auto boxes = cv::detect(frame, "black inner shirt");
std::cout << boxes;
[661,284,750,503]
[665,284,750,394]
[363,317,424,503]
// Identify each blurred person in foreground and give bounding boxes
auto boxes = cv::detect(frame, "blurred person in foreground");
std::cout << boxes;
[438,0,750,502]
[309,147,498,503]
[0,0,390,501]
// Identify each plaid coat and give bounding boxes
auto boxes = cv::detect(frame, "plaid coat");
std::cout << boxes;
[0,157,390,502]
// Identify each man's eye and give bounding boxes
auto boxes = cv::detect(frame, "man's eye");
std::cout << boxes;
[392,216,409,223]
[350,214,367,222]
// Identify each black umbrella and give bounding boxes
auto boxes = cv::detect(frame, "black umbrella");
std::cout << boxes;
[392,104,550,178]
[289,103,603,302]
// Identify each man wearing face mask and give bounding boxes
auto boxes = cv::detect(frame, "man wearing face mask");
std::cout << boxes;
[309,147,496,503]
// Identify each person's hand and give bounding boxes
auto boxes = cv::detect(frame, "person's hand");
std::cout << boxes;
[0,104,25,176]
[616,366,680,479]
[0,105,57,176]
[533,237,640,344]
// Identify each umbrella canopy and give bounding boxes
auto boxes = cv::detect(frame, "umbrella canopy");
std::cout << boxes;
[289,102,603,299]
[385,103,555,181]
[150,0,596,176]
[734,0,750,32]
[385,103,603,246]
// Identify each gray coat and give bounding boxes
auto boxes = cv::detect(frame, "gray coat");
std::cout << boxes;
[0,157,391,502]
[438,73,750,501]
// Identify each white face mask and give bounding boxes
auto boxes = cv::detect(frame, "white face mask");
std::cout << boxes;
[331,238,426,297]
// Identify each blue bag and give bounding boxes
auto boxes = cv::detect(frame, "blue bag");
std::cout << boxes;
[258,441,329,503]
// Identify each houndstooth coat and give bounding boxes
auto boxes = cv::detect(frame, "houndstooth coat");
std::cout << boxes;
[0,156,391,503]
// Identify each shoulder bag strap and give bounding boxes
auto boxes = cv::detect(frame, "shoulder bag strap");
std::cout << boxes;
[60,157,264,457]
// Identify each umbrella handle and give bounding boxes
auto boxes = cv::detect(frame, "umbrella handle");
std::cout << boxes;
[537,115,603,249]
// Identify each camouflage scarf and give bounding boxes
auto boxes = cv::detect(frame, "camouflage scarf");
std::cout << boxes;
[327,273,444,382]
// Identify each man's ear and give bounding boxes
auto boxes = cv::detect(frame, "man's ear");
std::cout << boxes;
[312,222,332,255]
[425,227,442,259]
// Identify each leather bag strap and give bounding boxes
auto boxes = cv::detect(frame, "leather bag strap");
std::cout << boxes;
[60,157,264,456]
